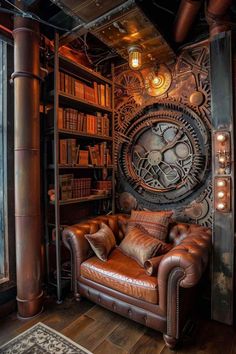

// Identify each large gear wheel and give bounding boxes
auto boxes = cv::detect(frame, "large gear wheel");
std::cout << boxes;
[118,100,210,207]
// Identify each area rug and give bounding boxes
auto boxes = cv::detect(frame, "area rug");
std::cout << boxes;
[0,322,92,354]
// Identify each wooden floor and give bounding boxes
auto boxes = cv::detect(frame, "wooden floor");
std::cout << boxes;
[0,295,236,354]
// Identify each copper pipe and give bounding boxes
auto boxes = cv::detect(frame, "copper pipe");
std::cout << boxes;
[173,0,202,43]
[206,0,233,37]
[13,16,43,318]
[208,0,233,16]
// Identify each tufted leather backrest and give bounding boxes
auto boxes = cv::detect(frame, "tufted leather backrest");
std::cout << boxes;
[62,214,212,279]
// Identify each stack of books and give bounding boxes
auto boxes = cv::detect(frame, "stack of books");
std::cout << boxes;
[59,72,112,108]
[88,142,111,166]
[59,140,111,167]
[59,174,73,200]
[47,108,110,136]
[59,175,92,200]
[72,178,91,198]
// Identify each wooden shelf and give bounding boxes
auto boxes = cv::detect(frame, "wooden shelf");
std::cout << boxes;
[50,194,111,206]
[46,128,113,141]
[48,164,114,170]
[59,55,112,85]
[44,49,114,303]
[49,90,112,114]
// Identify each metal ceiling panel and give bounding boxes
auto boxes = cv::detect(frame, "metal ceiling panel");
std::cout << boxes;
[90,4,175,66]
[51,0,127,23]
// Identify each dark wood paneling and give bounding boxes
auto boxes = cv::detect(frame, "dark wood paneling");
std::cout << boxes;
[210,31,234,325]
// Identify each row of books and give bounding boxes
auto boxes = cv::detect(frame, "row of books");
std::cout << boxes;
[59,175,92,200]
[59,71,112,108]
[59,139,112,167]
[47,108,110,137]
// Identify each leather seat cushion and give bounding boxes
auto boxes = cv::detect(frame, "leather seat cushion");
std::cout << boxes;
[80,248,158,304]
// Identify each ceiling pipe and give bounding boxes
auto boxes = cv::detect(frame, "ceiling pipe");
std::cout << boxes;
[206,0,233,37]
[173,0,233,43]
[173,0,202,43]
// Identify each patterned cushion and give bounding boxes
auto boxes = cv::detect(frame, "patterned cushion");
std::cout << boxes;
[119,224,172,266]
[128,210,173,241]
[85,223,116,261]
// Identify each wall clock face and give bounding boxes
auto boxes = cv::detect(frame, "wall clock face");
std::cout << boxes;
[144,64,172,97]
[118,101,210,207]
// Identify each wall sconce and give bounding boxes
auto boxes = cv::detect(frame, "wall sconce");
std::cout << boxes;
[214,176,231,213]
[128,45,142,70]
[214,131,231,173]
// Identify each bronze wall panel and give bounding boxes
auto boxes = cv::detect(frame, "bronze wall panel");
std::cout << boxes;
[114,42,212,227]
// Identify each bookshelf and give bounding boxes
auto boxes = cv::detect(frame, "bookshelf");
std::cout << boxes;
[43,33,115,303]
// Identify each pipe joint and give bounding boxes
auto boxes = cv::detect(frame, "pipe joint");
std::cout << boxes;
[11,71,43,83]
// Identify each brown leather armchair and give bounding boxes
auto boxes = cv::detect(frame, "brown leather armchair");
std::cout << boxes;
[62,214,211,349]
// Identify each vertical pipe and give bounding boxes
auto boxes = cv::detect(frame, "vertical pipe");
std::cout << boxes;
[53,32,62,303]
[13,16,43,317]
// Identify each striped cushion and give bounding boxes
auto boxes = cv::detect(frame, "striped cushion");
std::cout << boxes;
[119,225,169,266]
[128,210,173,241]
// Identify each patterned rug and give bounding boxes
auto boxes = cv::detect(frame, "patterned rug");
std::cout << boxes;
[0,322,92,354]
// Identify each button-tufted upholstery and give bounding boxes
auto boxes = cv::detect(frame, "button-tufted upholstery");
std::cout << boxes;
[63,214,211,349]
[81,248,158,304]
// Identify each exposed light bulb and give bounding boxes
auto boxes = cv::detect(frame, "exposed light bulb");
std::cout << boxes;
[131,58,139,69]
[152,76,160,85]
[217,180,226,187]
[217,191,225,199]
[219,156,226,163]
[128,45,142,70]
[217,202,225,210]
[217,133,226,142]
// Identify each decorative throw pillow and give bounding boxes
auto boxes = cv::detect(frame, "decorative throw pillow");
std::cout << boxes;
[85,222,116,262]
[119,224,172,267]
[127,210,173,241]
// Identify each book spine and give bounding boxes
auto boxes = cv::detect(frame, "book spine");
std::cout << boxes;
[59,139,67,164]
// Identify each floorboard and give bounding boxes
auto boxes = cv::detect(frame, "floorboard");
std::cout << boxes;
[0,295,236,353]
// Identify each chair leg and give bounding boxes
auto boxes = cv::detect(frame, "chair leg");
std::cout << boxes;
[75,292,82,302]
[163,334,178,350]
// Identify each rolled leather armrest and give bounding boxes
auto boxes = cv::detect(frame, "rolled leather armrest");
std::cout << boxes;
[144,255,164,276]
[62,214,130,277]
[62,223,99,277]
[158,229,212,314]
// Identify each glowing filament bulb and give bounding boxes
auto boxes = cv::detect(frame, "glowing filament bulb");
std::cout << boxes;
[128,45,142,70]
[131,57,139,68]
[219,156,226,163]
[217,202,225,210]
[217,180,226,187]
[217,133,226,142]
[152,76,160,85]
[217,191,225,199]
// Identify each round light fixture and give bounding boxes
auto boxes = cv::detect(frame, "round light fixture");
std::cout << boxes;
[217,133,226,142]
[217,191,225,199]
[219,156,226,163]
[217,179,226,187]
[217,202,225,210]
